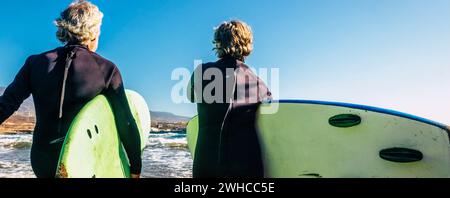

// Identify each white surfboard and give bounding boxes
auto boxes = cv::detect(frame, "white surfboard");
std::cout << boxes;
[256,100,450,178]
[187,100,450,178]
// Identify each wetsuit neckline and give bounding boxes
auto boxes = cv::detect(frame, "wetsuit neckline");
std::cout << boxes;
[64,43,89,50]
[221,55,245,62]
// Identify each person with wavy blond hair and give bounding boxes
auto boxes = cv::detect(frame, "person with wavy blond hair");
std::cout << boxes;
[0,0,142,178]
[213,20,254,61]
[55,0,104,51]
[188,20,272,177]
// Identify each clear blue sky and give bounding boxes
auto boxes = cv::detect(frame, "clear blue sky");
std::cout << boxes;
[0,0,449,124]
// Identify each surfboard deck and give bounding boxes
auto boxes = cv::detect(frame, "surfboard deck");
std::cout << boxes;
[186,116,199,159]
[186,101,450,178]
[55,90,150,178]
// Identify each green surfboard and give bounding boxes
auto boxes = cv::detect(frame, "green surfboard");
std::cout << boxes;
[186,115,199,159]
[55,90,150,178]
[186,101,450,178]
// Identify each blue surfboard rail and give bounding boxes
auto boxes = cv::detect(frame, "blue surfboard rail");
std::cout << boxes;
[269,100,450,133]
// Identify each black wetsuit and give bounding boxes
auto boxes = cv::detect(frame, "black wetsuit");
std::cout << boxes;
[189,56,272,178]
[0,44,142,177]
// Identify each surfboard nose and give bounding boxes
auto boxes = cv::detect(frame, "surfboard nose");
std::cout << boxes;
[255,101,450,178]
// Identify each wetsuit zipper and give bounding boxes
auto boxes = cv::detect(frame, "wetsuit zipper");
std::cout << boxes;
[50,48,77,145]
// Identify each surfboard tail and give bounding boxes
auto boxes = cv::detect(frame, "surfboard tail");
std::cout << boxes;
[56,89,150,178]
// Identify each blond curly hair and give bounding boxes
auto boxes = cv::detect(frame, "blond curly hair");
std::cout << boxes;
[55,0,103,45]
[213,20,254,61]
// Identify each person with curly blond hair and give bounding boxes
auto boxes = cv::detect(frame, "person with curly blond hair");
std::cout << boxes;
[55,0,103,51]
[213,20,254,61]
[188,20,272,178]
[0,0,142,178]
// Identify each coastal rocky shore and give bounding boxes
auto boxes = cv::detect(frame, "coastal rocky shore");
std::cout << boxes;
[0,87,35,134]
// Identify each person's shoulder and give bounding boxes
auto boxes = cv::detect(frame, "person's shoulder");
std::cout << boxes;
[33,47,61,58]
[202,62,216,71]
[86,50,118,69]
[39,47,62,55]
[235,60,253,72]
[236,60,250,68]
[192,61,216,74]
[25,47,63,65]
[201,60,217,68]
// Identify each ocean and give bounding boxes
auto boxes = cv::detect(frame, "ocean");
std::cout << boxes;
[0,131,193,178]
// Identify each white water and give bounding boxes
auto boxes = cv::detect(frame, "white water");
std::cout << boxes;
[0,131,193,178]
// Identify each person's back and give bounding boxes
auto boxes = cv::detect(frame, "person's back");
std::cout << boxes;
[192,58,238,177]
[0,1,142,178]
[27,45,119,146]
[189,20,272,178]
